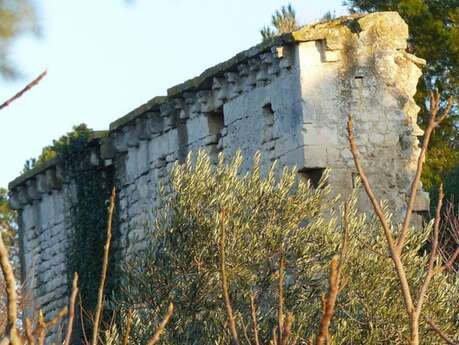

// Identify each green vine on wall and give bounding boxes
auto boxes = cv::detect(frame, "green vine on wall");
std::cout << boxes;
[33,124,116,337]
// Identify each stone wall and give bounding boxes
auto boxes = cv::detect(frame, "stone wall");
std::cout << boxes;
[8,11,428,342]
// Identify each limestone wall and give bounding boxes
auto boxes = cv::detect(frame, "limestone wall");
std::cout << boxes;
[8,11,428,342]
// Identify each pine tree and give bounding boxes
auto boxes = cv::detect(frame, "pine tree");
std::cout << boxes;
[260,4,299,41]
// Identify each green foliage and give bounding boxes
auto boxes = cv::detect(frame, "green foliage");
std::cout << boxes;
[22,124,90,173]
[113,151,459,345]
[0,187,16,248]
[24,123,116,337]
[422,145,459,191]
[0,0,38,78]
[344,0,459,192]
[53,125,115,338]
[260,4,299,41]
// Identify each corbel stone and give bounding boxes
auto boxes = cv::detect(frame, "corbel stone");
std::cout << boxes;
[136,118,150,141]
[44,167,62,190]
[145,112,163,136]
[197,90,215,113]
[8,191,21,210]
[26,179,41,201]
[174,98,189,120]
[125,125,140,148]
[212,77,227,107]
[274,46,294,69]
[237,64,250,93]
[113,130,129,153]
[253,56,269,84]
[36,172,52,194]
[224,72,241,99]
[17,185,32,206]
[160,102,177,128]
[184,92,200,118]
[100,137,116,160]
[247,59,259,88]
[261,52,280,77]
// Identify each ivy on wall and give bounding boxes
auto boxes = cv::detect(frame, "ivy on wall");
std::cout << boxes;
[33,124,117,337]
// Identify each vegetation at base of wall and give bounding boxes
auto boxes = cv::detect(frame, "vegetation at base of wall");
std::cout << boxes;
[107,151,459,345]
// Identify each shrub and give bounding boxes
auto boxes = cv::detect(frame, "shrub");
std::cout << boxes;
[113,151,459,345]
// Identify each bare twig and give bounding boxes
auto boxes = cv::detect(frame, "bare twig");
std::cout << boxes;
[316,257,339,345]
[0,70,47,111]
[426,318,458,345]
[415,185,444,318]
[24,318,34,345]
[146,303,174,345]
[64,273,79,345]
[0,230,20,345]
[316,200,350,345]
[397,92,453,251]
[346,91,454,345]
[91,187,116,345]
[240,318,252,345]
[281,313,293,345]
[347,114,416,341]
[250,293,261,345]
[79,293,90,345]
[36,308,68,345]
[219,210,240,345]
[277,251,286,345]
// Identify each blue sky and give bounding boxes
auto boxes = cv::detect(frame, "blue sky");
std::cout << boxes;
[0,0,347,187]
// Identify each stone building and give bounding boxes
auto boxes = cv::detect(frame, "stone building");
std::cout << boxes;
[8,11,428,339]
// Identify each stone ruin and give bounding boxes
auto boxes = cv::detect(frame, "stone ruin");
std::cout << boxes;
[8,11,429,339]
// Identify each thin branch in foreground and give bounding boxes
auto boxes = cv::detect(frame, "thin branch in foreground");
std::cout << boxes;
[277,251,286,345]
[426,319,458,345]
[91,187,116,345]
[316,257,339,345]
[397,92,453,251]
[64,273,79,345]
[219,210,240,345]
[315,201,350,345]
[0,70,47,111]
[0,229,20,345]
[146,303,174,345]
[250,293,261,345]
[347,114,415,331]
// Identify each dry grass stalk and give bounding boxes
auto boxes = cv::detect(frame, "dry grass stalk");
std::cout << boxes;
[346,90,458,345]
[64,273,79,345]
[218,210,240,345]
[91,187,116,345]
[121,309,133,345]
[146,303,174,345]
[0,70,47,112]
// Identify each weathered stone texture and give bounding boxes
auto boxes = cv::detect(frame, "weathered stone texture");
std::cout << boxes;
[8,12,427,343]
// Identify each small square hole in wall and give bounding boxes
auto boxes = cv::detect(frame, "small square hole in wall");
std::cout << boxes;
[298,168,326,189]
